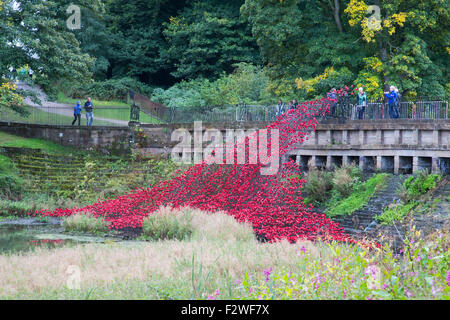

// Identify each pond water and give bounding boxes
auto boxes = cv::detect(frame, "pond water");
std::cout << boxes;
[0,218,105,254]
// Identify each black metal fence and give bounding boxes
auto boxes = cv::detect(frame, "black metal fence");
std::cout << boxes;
[328,96,448,120]
[0,105,143,127]
[156,97,448,123]
[2,97,448,126]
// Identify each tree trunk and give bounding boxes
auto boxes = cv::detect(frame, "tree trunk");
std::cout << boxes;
[333,0,343,33]
[327,0,343,32]
[374,0,390,90]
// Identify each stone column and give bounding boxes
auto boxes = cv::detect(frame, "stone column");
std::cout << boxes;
[394,155,399,175]
[394,130,401,145]
[376,130,382,145]
[432,130,440,147]
[359,156,365,171]
[326,156,332,171]
[376,156,382,171]
[414,129,420,146]
[327,130,332,145]
[359,130,365,145]
[342,130,348,144]
[343,155,349,166]
[412,156,419,174]
[312,155,319,170]
[431,157,439,174]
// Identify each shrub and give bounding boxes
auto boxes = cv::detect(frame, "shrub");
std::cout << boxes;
[67,77,154,102]
[235,229,449,300]
[0,200,33,216]
[303,169,333,205]
[141,206,255,242]
[332,164,361,199]
[63,212,109,234]
[327,173,389,217]
[189,209,254,242]
[141,206,193,241]
[0,155,24,197]
[400,170,442,202]
[376,201,419,225]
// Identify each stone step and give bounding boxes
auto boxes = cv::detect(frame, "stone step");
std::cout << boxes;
[332,175,406,236]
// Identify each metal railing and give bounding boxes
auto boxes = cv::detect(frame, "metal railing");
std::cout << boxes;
[3,97,447,126]
[0,105,146,127]
[327,96,448,120]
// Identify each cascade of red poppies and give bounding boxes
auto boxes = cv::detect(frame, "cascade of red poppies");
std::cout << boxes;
[34,87,357,244]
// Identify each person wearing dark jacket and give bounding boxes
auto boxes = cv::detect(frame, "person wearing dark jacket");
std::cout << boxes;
[71,101,82,126]
[290,99,299,110]
[275,100,285,117]
[328,88,338,117]
[84,97,94,126]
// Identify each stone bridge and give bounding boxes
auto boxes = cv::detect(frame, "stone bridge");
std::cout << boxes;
[285,119,450,174]
[1,120,449,174]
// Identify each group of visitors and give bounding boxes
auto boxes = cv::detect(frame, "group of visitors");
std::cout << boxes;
[72,98,94,126]
[275,99,300,116]
[354,85,401,120]
[275,86,402,120]
[9,67,33,81]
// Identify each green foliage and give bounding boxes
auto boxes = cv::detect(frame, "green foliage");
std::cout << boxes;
[327,173,390,218]
[241,0,449,99]
[151,63,272,107]
[302,169,333,205]
[0,199,31,216]
[141,208,193,241]
[400,171,442,202]
[0,132,81,155]
[376,201,419,226]
[65,77,154,102]
[236,230,450,300]
[161,0,260,80]
[0,154,24,197]
[332,164,363,199]
[0,0,95,93]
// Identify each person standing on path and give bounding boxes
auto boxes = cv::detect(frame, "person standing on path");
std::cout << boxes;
[84,97,94,126]
[72,101,82,126]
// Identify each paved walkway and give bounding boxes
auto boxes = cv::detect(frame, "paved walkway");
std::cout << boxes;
[17,82,129,126]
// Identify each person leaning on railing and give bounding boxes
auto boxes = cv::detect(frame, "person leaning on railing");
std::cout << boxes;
[384,86,400,119]
[275,100,286,117]
[355,87,367,120]
[327,88,338,117]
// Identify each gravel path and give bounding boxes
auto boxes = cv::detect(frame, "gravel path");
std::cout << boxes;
[17,82,129,126]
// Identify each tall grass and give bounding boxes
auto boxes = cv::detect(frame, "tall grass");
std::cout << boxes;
[141,206,255,242]
[63,213,109,234]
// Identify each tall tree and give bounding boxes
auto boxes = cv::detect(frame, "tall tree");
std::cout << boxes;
[0,0,95,91]
[161,0,260,80]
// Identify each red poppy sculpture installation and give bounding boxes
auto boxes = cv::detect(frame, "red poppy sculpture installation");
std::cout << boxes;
[34,88,356,244]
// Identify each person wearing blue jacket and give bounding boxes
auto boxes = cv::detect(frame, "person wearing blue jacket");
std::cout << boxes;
[384,86,399,119]
[71,101,82,126]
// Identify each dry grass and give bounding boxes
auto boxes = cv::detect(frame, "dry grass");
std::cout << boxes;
[63,212,109,234]
[0,207,322,298]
